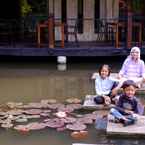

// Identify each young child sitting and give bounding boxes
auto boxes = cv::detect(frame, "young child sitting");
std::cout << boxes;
[94,64,118,105]
[110,80,144,126]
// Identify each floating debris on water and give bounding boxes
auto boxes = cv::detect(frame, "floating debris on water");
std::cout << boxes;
[0,99,107,137]
[45,118,65,128]
[6,102,23,109]
[60,117,76,123]
[66,123,87,131]
[24,109,42,115]
[55,111,67,118]
[14,125,29,132]
[15,118,28,123]
[65,98,82,104]
[1,123,13,129]
[26,122,46,130]
[71,130,88,139]
[47,99,57,104]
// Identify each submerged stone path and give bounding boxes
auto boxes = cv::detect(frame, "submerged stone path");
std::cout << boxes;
[0,99,97,135]
[83,95,114,110]
[107,114,145,136]
[0,98,145,138]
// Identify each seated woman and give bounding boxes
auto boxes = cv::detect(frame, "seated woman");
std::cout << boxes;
[112,46,145,96]
[94,64,118,105]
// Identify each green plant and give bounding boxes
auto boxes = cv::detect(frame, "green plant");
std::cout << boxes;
[132,0,143,13]
[21,0,32,16]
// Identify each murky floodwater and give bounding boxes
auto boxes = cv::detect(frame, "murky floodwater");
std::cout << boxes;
[0,58,145,145]
[0,58,123,104]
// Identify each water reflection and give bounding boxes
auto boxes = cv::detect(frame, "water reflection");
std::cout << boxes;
[57,64,67,71]
[0,62,97,104]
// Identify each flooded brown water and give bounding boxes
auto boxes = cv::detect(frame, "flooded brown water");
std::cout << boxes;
[0,59,145,145]
[0,62,95,104]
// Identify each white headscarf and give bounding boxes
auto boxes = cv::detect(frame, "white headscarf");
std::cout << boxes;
[130,46,140,60]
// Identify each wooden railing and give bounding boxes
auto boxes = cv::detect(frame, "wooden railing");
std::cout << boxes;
[0,16,144,49]
[37,15,65,48]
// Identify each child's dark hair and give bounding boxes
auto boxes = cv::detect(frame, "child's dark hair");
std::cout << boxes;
[121,80,138,89]
[98,64,111,76]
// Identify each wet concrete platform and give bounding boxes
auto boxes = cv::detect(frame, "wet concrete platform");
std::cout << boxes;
[83,95,113,110]
[107,114,145,136]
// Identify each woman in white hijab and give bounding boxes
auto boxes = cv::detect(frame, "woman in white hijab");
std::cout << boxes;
[112,46,145,96]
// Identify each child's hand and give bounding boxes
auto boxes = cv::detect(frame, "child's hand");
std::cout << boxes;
[91,73,97,79]
[103,96,111,105]
[117,74,122,80]
[111,88,118,96]
[124,110,134,115]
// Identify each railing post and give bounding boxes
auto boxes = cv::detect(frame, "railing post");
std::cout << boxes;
[61,22,65,48]
[115,22,119,48]
[127,11,132,49]
[127,1,132,49]
[48,14,54,48]
[139,23,142,47]
[37,23,40,47]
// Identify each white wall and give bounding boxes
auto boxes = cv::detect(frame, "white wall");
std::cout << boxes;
[54,0,62,40]
[100,0,107,19]
[78,0,95,41]
[48,0,53,14]
[67,0,78,41]
[106,0,119,21]
[49,0,119,41]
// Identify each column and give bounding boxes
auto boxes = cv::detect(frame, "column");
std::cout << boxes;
[67,0,78,41]
[83,0,94,41]
[100,0,107,19]
[54,0,62,40]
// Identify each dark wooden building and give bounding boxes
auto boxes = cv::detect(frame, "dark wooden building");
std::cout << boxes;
[0,0,145,57]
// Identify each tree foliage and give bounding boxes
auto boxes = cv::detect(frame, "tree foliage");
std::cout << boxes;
[131,0,143,13]
[27,0,47,14]
[21,0,32,16]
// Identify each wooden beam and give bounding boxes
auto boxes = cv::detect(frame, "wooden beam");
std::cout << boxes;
[48,15,54,48]
[127,0,132,49]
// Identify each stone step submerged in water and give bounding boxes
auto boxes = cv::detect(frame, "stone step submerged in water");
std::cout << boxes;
[107,114,145,136]
[72,143,114,145]
[83,95,115,110]
[0,100,96,133]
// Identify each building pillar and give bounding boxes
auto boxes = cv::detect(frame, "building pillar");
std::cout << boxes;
[100,0,107,19]
[67,0,77,21]
[55,0,62,40]
[113,0,119,19]
[81,0,94,41]
[48,0,54,14]
[106,0,119,21]
[67,0,78,41]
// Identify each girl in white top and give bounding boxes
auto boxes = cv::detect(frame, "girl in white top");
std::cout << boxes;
[94,64,118,105]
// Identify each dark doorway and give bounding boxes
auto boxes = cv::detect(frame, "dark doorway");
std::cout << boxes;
[61,0,67,23]
[77,0,83,33]
[0,0,21,44]
[0,0,21,19]
[119,0,127,44]
[94,0,100,33]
